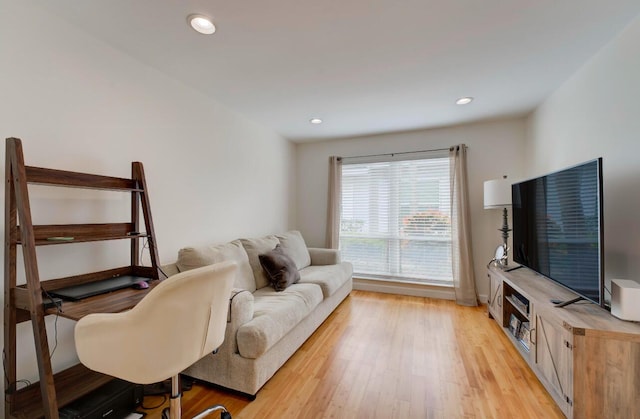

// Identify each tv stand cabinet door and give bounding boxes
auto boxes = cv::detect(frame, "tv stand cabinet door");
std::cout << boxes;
[535,312,573,417]
[573,333,640,418]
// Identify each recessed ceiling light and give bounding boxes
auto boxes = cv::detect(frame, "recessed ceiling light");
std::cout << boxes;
[310,118,323,124]
[188,14,216,35]
[456,97,474,105]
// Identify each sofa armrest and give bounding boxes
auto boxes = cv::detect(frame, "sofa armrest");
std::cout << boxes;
[161,262,180,277]
[228,288,254,324]
[308,248,341,265]
[220,288,254,355]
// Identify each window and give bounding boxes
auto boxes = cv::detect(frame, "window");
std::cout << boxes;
[340,154,453,285]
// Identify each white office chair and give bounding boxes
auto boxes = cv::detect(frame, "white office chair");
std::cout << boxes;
[75,262,237,419]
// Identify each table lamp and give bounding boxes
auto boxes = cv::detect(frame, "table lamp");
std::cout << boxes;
[484,175,512,266]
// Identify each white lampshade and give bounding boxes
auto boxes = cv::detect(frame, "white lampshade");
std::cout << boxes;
[484,177,512,209]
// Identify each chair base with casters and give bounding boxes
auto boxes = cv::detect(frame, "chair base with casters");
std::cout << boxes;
[161,375,231,419]
[74,262,238,419]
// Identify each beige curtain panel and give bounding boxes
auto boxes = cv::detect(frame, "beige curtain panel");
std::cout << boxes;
[326,156,342,249]
[449,145,478,306]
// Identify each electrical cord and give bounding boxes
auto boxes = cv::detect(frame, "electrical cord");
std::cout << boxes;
[3,349,33,393]
[140,237,168,279]
[49,310,60,359]
[140,237,149,266]
[42,288,63,360]
[3,289,62,394]
[140,394,168,410]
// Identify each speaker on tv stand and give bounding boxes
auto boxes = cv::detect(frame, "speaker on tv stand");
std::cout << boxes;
[611,279,640,322]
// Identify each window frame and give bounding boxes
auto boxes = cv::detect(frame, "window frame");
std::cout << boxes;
[340,150,453,286]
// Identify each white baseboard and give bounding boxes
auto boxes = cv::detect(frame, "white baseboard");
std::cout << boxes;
[353,277,488,303]
[353,277,454,300]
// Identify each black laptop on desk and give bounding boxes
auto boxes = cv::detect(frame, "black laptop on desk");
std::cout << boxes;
[49,275,149,301]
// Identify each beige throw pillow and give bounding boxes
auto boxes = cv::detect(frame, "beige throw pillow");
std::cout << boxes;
[276,230,311,270]
[177,240,256,292]
[240,235,280,289]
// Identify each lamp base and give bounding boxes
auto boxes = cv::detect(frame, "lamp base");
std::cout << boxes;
[499,207,511,266]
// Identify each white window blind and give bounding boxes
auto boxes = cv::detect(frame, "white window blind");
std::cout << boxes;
[340,154,453,285]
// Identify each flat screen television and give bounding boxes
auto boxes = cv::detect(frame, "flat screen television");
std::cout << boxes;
[511,158,604,307]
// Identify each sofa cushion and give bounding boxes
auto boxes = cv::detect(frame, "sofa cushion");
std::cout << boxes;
[276,230,311,270]
[236,283,323,359]
[259,244,300,291]
[298,262,353,298]
[176,240,256,292]
[240,235,280,289]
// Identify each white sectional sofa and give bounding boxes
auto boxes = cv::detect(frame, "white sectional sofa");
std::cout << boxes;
[162,231,353,398]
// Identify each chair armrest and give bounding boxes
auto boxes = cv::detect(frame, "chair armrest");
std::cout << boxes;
[308,248,341,265]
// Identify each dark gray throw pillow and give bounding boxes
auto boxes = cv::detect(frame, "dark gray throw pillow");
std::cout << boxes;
[259,244,300,292]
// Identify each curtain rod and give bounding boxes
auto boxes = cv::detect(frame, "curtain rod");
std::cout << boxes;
[340,145,466,160]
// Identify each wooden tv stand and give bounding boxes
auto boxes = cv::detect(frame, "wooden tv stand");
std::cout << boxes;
[487,265,640,418]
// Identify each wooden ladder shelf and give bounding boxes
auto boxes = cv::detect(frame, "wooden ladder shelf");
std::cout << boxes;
[4,137,165,418]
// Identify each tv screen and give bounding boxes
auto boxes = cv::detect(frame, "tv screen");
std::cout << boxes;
[512,158,604,307]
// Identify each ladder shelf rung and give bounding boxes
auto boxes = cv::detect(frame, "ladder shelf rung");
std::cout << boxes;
[35,265,157,292]
[25,165,143,191]
[44,279,161,321]
[16,223,150,245]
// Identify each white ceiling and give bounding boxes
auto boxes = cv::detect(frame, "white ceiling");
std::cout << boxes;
[31,1,640,142]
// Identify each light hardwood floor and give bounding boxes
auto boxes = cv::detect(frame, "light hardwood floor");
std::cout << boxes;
[142,290,564,418]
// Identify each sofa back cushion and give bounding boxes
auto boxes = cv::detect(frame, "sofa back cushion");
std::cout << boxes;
[275,230,311,270]
[240,235,280,289]
[177,240,256,292]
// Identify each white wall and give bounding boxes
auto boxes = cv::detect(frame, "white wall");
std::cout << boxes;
[0,1,294,392]
[526,15,640,293]
[296,119,527,298]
